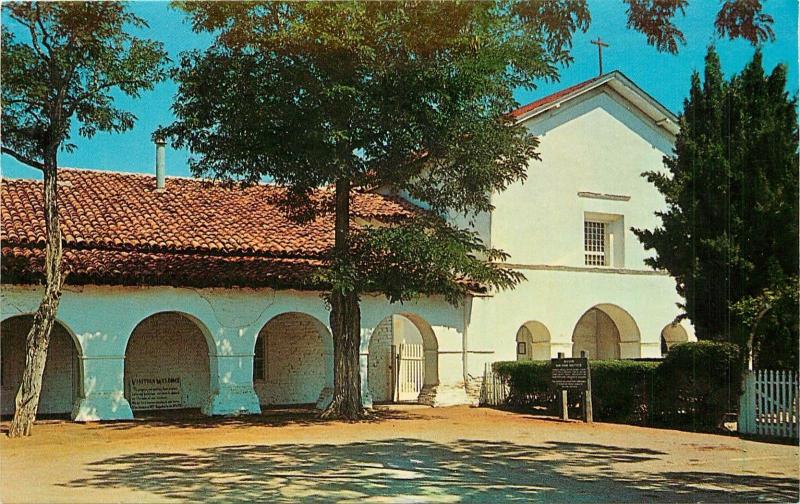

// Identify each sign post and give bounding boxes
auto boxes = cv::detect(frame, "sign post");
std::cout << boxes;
[551,354,590,423]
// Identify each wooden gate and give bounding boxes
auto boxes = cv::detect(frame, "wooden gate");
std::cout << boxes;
[739,370,799,438]
[394,343,424,402]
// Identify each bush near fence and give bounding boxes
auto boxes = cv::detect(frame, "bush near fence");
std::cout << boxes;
[654,340,742,430]
[492,341,740,430]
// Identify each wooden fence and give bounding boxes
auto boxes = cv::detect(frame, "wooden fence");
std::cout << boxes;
[739,369,799,438]
[479,362,508,406]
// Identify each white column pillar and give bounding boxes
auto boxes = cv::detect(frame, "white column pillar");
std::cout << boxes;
[72,355,133,421]
[360,351,373,408]
[203,354,261,416]
[203,326,261,416]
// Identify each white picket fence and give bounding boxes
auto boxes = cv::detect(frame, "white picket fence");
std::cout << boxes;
[739,369,799,438]
[395,343,424,402]
[479,362,509,406]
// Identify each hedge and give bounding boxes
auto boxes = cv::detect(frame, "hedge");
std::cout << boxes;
[654,340,742,430]
[492,341,741,430]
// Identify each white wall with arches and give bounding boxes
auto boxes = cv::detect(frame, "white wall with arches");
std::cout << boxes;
[1,283,468,421]
[465,268,695,380]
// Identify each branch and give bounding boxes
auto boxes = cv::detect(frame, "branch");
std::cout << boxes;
[4,98,42,107]
[64,78,147,117]
[33,5,54,55]
[1,147,44,170]
[33,3,53,54]
[24,8,49,63]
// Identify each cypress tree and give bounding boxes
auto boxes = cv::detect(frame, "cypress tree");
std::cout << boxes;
[634,47,798,368]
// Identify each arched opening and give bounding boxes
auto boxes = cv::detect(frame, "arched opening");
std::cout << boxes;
[124,312,212,414]
[1,315,82,416]
[516,321,551,361]
[368,313,438,403]
[253,312,332,406]
[661,322,689,355]
[572,304,641,359]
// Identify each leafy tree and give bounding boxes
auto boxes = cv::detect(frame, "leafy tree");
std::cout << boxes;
[165,1,777,420]
[634,47,798,370]
[1,2,168,436]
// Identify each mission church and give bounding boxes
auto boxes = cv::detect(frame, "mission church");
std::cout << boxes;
[1,71,694,420]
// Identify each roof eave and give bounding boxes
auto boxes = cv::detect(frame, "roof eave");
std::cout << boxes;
[514,71,680,137]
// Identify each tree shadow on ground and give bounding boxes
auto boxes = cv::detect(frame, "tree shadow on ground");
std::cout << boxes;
[62,439,798,503]
[93,406,431,431]
[0,407,436,435]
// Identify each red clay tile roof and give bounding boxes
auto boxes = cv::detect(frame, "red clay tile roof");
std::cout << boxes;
[510,75,602,119]
[1,169,419,289]
[2,246,324,289]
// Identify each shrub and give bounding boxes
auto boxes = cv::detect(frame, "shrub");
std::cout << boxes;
[491,341,741,430]
[493,360,553,409]
[493,359,658,422]
[589,360,659,424]
[655,340,742,430]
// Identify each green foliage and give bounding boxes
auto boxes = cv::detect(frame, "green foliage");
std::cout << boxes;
[633,48,798,367]
[493,359,659,423]
[162,1,777,305]
[166,2,546,212]
[163,1,566,303]
[1,2,169,167]
[655,341,741,429]
[590,360,660,424]
[346,216,525,304]
[492,360,552,408]
[493,342,741,430]
[731,277,799,370]
[623,0,774,54]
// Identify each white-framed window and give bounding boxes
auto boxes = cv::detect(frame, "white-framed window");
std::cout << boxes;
[583,212,625,267]
[584,220,607,266]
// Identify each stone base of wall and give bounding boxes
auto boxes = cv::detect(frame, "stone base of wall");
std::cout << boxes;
[418,383,470,407]
[464,375,483,406]
[72,393,134,422]
[202,385,261,416]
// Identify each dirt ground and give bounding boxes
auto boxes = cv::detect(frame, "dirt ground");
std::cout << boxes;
[1,405,797,503]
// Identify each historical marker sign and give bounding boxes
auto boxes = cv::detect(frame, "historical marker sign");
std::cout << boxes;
[551,357,589,390]
[129,376,182,410]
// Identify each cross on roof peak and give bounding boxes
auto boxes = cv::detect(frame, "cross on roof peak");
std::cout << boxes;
[590,37,610,76]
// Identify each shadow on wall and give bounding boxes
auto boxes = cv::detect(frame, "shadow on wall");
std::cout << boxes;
[61,438,798,502]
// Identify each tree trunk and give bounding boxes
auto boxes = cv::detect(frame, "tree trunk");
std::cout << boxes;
[8,155,65,437]
[321,178,366,420]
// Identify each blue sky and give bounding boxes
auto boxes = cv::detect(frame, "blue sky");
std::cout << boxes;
[3,0,797,180]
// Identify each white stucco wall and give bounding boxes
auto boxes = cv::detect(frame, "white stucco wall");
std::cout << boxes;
[1,283,468,420]
[459,87,694,379]
[465,269,693,379]
[492,89,674,269]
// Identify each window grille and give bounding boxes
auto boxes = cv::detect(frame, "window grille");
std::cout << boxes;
[584,220,606,266]
[253,335,265,381]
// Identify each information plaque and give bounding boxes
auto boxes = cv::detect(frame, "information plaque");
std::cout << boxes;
[129,376,182,410]
[551,357,589,390]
